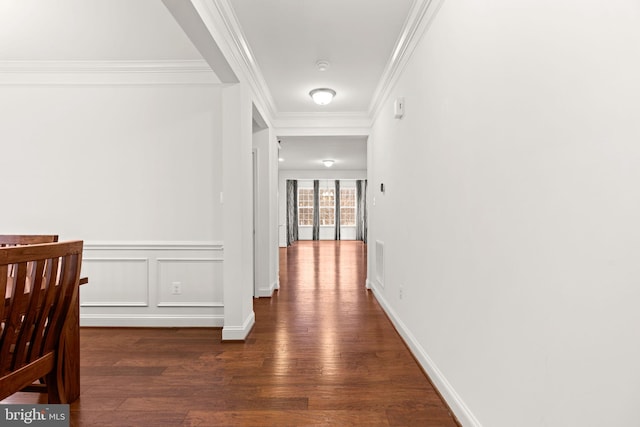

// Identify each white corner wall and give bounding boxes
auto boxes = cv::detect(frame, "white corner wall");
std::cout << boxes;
[253,127,280,297]
[368,1,640,426]
[0,79,225,326]
[221,83,255,340]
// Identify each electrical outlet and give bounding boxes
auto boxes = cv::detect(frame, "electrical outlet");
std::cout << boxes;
[399,285,404,300]
[171,282,182,295]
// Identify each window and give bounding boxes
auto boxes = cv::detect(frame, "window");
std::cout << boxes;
[340,188,356,226]
[319,188,335,226]
[298,188,314,226]
[298,183,356,227]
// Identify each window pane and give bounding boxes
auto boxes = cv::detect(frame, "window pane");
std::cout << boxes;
[340,207,355,226]
[340,189,355,207]
[339,188,356,226]
[298,207,313,226]
[319,188,334,225]
[320,207,334,226]
[320,189,334,207]
[298,188,314,226]
[298,189,313,207]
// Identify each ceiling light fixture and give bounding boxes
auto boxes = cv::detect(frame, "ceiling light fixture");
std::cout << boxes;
[322,159,335,168]
[309,88,336,105]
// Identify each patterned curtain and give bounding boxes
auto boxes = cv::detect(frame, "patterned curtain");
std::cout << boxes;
[356,180,367,243]
[286,180,298,246]
[312,180,320,240]
[334,180,341,240]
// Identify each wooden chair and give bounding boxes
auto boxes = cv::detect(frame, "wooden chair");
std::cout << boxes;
[0,235,59,247]
[0,235,85,402]
[0,241,83,403]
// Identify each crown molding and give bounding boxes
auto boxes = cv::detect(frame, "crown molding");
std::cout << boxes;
[276,111,371,121]
[368,0,446,121]
[0,59,220,85]
[0,59,212,73]
[273,112,372,136]
[202,0,278,125]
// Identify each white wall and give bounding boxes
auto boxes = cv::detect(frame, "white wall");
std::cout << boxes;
[278,170,366,247]
[0,84,222,241]
[221,83,255,339]
[253,127,280,297]
[368,1,640,426]
[0,79,225,326]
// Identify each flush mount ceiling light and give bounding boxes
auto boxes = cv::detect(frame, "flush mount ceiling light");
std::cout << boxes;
[322,159,335,168]
[309,88,336,105]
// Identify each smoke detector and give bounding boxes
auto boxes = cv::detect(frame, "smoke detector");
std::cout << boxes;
[316,60,330,72]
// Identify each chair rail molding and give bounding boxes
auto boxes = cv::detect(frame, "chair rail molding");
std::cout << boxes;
[84,241,224,251]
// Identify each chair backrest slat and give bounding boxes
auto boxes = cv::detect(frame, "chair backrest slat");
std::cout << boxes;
[14,260,47,364]
[0,264,7,326]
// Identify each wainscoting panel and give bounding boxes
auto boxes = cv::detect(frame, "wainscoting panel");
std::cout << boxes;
[156,258,224,307]
[80,241,224,327]
[81,258,149,307]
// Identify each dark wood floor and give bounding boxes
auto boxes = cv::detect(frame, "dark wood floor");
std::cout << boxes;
[2,240,458,426]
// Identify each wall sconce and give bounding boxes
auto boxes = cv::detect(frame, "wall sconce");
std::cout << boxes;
[322,159,335,168]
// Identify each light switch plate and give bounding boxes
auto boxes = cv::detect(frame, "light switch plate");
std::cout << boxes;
[394,97,405,119]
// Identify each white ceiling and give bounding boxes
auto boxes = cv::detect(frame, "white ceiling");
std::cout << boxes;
[226,0,414,171]
[228,0,413,114]
[278,136,367,171]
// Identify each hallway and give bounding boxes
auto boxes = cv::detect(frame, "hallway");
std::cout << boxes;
[267,240,458,425]
[2,241,457,426]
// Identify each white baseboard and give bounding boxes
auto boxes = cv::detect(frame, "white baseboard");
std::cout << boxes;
[370,284,482,427]
[222,311,255,341]
[255,280,278,297]
[80,314,224,327]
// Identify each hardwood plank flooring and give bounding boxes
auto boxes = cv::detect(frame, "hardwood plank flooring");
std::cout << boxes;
[1,241,458,426]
